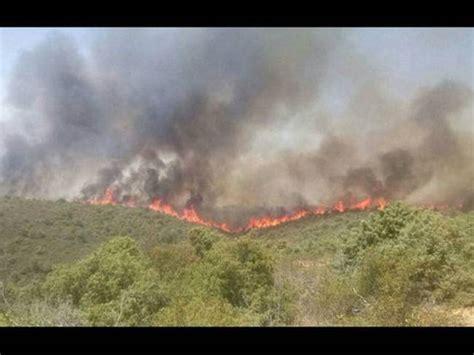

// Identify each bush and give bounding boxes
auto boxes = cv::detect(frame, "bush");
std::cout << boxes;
[0,312,12,326]
[188,227,219,258]
[319,203,474,325]
[190,239,273,307]
[314,269,361,324]
[9,299,85,326]
[0,281,85,326]
[183,238,294,325]
[154,297,259,326]
[42,237,168,326]
[149,242,197,279]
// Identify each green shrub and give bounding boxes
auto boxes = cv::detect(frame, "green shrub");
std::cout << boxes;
[314,269,362,324]
[149,242,197,279]
[184,238,293,325]
[320,203,473,325]
[43,237,169,326]
[155,297,259,326]
[190,239,273,307]
[0,312,12,326]
[188,227,220,257]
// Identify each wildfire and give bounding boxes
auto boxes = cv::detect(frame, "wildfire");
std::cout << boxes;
[88,187,118,206]
[85,188,390,233]
[149,198,233,233]
[351,197,371,210]
[375,197,387,210]
[333,200,345,213]
[245,209,310,230]
[314,206,326,215]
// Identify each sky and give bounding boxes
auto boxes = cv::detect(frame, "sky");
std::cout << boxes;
[347,28,473,91]
[1,27,473,123]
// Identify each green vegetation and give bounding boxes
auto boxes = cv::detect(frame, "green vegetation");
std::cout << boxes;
[317,203,473,325]
[0,197,472,326]
[42,237,168,326]
[0,197,196,286]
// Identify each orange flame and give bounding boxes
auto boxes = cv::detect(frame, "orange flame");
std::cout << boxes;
[149,198,233,233]
[88,187,118,206]
[333,200,345,213]
[245,209,310,230]
[314,206,327,215]
[350,197,371,210]
[86,188,392,232]
[375,197,387,210]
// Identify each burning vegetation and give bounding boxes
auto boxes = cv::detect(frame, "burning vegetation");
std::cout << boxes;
[87,187,388,232]
[1,29,473,227]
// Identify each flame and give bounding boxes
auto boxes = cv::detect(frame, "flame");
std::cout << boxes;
[375,197,387,210]
[88,187,118,206]
[314,206,327,215]
[350,197,371,210]
[333,200,345,213]
[245,209,310,230]
[86,188,392,232]
[147,195,389,231]
[149,198,180,218]
[149,198,233,233]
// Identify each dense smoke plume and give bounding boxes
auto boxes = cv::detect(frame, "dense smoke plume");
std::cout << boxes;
[1,29,473,224]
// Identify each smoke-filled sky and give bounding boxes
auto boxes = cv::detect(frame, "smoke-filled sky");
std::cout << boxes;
[0,28,473,222]
[1,28,472,112]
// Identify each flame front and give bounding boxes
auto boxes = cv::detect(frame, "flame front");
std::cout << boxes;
[245,209,310,229]
[86,187,390,233]
[149,198,233,233]
[88,187,118,206]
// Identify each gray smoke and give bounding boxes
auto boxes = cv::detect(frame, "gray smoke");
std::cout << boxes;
[1,29,473,220]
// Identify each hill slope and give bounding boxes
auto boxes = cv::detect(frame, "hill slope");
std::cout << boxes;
[0,196,367,285]
[0,197,472,326]
[0,197,197,285]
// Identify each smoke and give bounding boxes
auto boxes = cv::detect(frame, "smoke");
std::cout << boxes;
[1,28,473,219]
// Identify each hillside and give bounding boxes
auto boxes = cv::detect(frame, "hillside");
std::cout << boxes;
[0,197,199,285]
[0,197,472,326]
[0,196,367,285]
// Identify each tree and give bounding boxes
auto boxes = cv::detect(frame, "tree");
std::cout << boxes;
[43,237,168,326]
[320,203,473,325]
